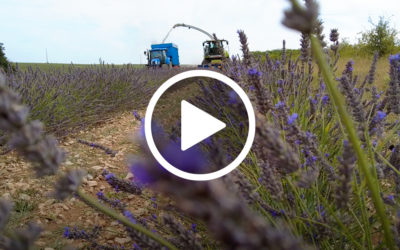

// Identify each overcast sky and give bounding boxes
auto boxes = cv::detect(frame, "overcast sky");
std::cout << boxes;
[1,0,399,64]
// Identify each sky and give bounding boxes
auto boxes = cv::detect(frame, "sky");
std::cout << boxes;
[1,0,399,64]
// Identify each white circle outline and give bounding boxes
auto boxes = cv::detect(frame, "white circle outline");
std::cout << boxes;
[144,70,255,181]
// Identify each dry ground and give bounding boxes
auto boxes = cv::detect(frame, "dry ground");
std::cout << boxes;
[0,82,201,249]
[0,111,158,249]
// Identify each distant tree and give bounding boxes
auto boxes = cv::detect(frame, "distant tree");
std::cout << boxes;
[0,43,10,70]
[0,43,14,72]
[359,16,399,57]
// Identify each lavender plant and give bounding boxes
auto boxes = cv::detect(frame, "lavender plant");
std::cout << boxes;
[4,65,183,137]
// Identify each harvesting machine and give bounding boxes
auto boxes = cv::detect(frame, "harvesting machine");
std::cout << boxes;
[162,23,229,68]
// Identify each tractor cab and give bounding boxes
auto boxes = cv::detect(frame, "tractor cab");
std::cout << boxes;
[203,40,228,57]
[148,49,168,66]
[144,43,179,68]
[202,40,229,67]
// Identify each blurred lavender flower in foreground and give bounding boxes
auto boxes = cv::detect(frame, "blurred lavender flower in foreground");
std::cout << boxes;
[254,113,300,175]
[162,214,202,249]
[0,70,65,176]
[53,169,86,200]
[0,199,12,231]
[237,30,252,67]
[282,0,319,34]
[385,53,400,114]
[128,119,307,249]
[335,140,356,208]
[0,223,42,250]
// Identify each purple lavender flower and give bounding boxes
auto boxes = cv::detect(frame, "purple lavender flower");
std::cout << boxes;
[275,101,286,109]
[105,172,115,180]
[191,223,197,233]
[348,61,354,72]
[228,90,238,104]
[0,223,42,250]
[376,111,387,121]
[282,0,319,34]
[123,210,137,224]
[248,68,262,77]
[0,199,13,230]
[322,95,329,105]
[389,54,400,64]
[133,110,141,121]
[53,169,86,200]
[288,113,299,125]
[130,159,159,185]
[317,205,325,217]
[160,140,207,174]
[102,170,142,194]
[63,227,70,238]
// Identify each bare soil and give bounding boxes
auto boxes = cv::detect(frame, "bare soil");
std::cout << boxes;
[1,111,157,249]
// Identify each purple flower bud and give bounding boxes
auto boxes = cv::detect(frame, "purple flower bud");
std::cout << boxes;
[248,68,262,77]
[322,95,329,105]
[133,110,141,121]
[63,227,70,238]
[275,101,285,109]
[105,173,115,181]
[288,113,298,125]
[123,210,137,224]
[228,90,238,104]
[389,54,400,64]
[377,111,387,121]
[191,223,197,233]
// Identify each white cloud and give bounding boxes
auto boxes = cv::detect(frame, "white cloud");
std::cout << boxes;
[0,0,399,64]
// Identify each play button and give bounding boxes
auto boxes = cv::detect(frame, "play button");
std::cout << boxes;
[181,100,226,151]
[144,70,255,181]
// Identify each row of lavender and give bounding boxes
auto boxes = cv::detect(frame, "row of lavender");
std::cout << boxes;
[4,65,182,137]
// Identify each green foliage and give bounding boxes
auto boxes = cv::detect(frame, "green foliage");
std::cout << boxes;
[359,16,400,57]
[0,43,12,72]
[338,40,370,58]
[252,49,301,62]
[0,43,16,72]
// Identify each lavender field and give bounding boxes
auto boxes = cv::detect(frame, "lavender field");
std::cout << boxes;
[2,0,400,249]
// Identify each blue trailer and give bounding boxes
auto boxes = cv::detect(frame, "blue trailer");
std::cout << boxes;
[144,43,180,68]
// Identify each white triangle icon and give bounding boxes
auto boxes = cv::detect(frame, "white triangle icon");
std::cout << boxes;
[181,100,226,151]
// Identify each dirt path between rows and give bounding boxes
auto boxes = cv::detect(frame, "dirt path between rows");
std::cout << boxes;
[1,81,202,249]
[0,110,157,249]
